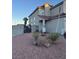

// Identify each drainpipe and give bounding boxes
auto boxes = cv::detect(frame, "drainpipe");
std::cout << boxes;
[56,15,60,33]
[56,6,61,33]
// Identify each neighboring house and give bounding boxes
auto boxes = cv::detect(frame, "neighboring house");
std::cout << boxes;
[29,0,66,35]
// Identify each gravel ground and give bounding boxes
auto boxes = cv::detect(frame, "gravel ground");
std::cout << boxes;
[12,33,66,59]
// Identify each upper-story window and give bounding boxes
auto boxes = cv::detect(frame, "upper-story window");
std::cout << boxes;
[33,17,36,25]
[39,9,44,15]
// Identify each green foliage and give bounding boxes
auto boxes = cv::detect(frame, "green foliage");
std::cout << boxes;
[32,32,39,40]
[23,17,28,21]
[48,32,60,42]
[23,17,28,25]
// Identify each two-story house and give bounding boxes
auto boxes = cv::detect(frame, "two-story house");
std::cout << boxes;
[29,0,66,35]
[29,2,53,32]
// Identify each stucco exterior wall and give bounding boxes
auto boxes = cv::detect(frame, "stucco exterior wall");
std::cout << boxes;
[63,0,66,13]
[29,10,39,26]
[44,4,51,16]
[46,1,66,34]
[50,4,63,16]
[29,10,40,32]
[46,18,66,34]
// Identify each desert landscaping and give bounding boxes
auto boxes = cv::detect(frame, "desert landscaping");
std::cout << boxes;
[12,33,66,59]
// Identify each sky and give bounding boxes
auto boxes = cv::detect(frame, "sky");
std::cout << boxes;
[12,0,63,25]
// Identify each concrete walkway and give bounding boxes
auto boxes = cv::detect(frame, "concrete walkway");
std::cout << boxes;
[12,33,66,59]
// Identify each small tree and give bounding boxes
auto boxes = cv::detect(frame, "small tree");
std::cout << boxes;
[23,17,28,33]
[23,17,28,26]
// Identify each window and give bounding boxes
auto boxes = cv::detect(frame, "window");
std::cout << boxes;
[39,10,44,15]
[33,17,36,25]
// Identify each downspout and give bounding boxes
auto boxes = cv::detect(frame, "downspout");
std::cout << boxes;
[56,6,61,33]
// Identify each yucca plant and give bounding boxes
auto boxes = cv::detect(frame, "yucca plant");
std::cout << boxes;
[32,32,39,40]
[32,32,39,46]
[48,32,60,42]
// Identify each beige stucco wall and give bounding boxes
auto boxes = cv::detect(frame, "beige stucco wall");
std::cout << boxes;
[29,10,40,32]
[44,4,51,16]
[29,10,39,26]
[46,1,66,34]
[50,4,64,16]
[63,0,66,13]
[29,1,66,33]
[46,18,66,34]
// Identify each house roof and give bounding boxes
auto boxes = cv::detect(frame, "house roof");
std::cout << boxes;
[50,1,64,10]
[28,3,53,17]
[28,1,64,18]
[38,13,66,22]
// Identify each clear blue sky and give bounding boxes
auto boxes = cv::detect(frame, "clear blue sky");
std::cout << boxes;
[12,0,63,25]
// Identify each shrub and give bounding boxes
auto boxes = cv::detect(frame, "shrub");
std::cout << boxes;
[48,32,60,42]
[32,32,39,40]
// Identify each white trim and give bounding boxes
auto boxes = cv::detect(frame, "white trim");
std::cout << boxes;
[42,19,46,32]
